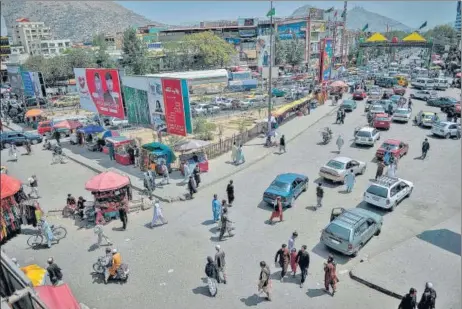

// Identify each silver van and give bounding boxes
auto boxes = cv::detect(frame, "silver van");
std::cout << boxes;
[433,78,449,90]
[411,78,434,90]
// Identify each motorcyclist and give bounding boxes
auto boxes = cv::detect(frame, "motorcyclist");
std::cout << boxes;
[107,248,122,283]
[102,247,113,284]
[367,112,374,126]
[43,139,51,150]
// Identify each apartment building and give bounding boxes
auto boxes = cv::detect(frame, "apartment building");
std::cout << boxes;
[11,18,52,54]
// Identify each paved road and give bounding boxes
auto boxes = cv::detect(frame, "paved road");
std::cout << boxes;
[2,86,460,309]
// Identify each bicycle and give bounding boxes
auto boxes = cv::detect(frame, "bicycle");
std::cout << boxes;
[27,224,67,248]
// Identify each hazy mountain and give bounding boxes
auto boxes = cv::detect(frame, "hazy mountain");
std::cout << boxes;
[291,5,412,33]
[1,0,161,43]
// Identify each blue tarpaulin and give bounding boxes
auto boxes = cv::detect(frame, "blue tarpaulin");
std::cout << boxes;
[77,125,104,135]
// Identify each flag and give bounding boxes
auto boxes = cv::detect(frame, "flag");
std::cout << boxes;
[362,24,369,32]
[325,7,334,13]
[418,21,427,30]
[266,7,275,17]
[341,11,346,18]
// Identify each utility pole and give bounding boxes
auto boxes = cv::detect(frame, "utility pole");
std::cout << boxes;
[267,0,274,134]
[341,1,348,65]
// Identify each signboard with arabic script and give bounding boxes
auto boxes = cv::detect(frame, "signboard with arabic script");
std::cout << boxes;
[162,78,188,136]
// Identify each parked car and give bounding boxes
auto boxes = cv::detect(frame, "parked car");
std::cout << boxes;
[262,173,309,207]
[441,103,461,117]
[319,156,367,183]
[369,104,386,116]
[373,113,391,130]
[427,96,458,108]
[354,127,380,146]
[272,88,286,97]
[375,139,409,160]
[341,99,357,112]
[393,86,406,96]
[352,90,367,100]
[410,90,438,101]
[25,97,48,107]
[1,131,43,149]
[392,108,412,122]
[433,78,449,90]
[110,117,129,127]
[431,121,461,139]
[363,176,413,211]
[415,111,436,127]
[37,120,53,136]
[320,208,383,256]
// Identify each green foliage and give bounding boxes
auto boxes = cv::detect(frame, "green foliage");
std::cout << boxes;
[163,31,236,71]
[424,25,459,54]
[282,39,304,67]
[274,36,286,66]
[193,117,217,141]
[121,27,152,75]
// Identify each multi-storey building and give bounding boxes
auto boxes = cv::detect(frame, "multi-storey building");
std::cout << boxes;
[11,18,52,55]
[33,39,71,56]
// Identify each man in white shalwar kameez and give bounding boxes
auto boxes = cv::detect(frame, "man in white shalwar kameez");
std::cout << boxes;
[387,162,397,178]
[150,197,167,227]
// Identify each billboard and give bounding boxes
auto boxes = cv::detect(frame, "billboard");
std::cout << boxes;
[309,8,325,20]
[257,36,271,68]
[277,21,306,40]
[311,22,326,33]
[161,78,192,136]
[21,72,44,98]
[238,18,257,27]
[74,68,125,119]
[7,66,22,92]
[239,29,257,37]
[319,38,333,82]
[123,85,151,126]
[147,77,165,123]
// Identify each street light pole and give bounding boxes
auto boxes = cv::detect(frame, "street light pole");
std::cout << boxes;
[267,0,274,134]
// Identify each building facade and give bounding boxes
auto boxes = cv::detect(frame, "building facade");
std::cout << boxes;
[32,39,71,56]
[11,18,52,55]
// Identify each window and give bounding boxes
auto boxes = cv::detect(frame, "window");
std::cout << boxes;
[326,160,345,169]
[367,185,388,198]
[390,185,399,197]
[355,222,368,236]
[356,131,371,137]
[325,223,351,241]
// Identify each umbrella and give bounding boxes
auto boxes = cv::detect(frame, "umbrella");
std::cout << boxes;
[21,264,47,287]
[0,174,22,199]
[85,171,130,192]
[99,130,120,139]
[35,284,80,309]
[53,120,82,130]
[77,125,104,135]
[330,80,348,88]
[174,139,211,152]
[25,109,44,118]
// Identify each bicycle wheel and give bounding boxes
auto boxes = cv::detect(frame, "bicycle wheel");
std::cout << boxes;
[93,262,105,274]
[53,226,67,240]
[27,234,43,248]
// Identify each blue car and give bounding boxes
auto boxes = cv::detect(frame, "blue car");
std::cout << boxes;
[341,99,357,112]
[1,131,43,149]
[263,173,309,207]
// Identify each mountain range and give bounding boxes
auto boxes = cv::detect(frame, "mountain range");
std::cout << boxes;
[1,1,413,43]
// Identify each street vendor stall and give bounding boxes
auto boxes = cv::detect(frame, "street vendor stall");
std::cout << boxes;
[76,125,105,149]
[141,142,176,174]
[84,171,132,225]
[35,283,80,309]
[272,96,314,123]
[21,264,47,287]
[0,174,23,244]
[24,109,46,129]
[175,140,210,174]
[100,130,121,153]
[103,136,135,165]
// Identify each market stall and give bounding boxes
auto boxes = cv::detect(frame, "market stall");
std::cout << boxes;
[76,125,105,149]
[84,171,131,225]
[103,136,135,165]
[24,109,46,129]
[101,131,121,154]
[141,142,176,174]
[0,174,22,244]
[21,264,47,287]
[272,95,314,123]
[175,140,210,174]
[35,284,80,309]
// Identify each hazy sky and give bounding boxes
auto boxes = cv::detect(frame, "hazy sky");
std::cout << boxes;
[118,1,458,28]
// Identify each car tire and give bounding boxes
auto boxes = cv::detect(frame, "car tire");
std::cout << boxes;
[374,228,381,236]
[445,133,450,139]
[407,188,413,198]
[31,139,38,145]
[302,183,308,192]
[360,166,366,174]
[389,202,397,212]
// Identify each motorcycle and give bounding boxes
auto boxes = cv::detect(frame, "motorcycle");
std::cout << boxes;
[321,127,333,144]
[93,257,129,282]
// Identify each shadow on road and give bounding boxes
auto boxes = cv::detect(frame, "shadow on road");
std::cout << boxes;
[356,201,389,217]
[192,285,213,297]
[311,242,350,265]
[306,288,326,298]
[417,228,461,256]
[240,294,266,306]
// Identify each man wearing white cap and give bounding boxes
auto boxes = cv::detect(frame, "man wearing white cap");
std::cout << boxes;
[214,245,227,284]
[150,197,167,227]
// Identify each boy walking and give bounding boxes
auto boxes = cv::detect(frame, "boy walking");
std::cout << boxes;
[316,183,324,210]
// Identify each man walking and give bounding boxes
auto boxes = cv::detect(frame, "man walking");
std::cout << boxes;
[160,162,170,185]
[421,138,430,160]
[119,206,128,230]
[94,223,112,247]
[316,183,324,210]
[212,194,221,222]
[28,175,39,198]
[150,197,168,227]
[133,145,140,167]
[143,172,153,198]
[182,162,190,183]
[288,231,298,252]
[274,244,290,282]
[219,207,234,241]
[296,245,310,288]
[398,288,417,309]
[344,169,356,193]
[323,254,338,296]
[214,245,227,284]
[375,161,385,180]
[226,180,234,206]
[257,261,271,301]
[46,257,63,286]
[279,135,286,153]
[336,135,344,153]
[418,282,436,309]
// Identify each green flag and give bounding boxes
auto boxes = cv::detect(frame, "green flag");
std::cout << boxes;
[325,7,334,13]
[266,7,275,17]
[362,24,369,31]
[418,21,427,30]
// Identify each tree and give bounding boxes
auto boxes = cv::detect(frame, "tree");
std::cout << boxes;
[423,25,458,54]
[283,38,304,67]
[193,117,217,141]
[92,33,116,68]
[274,36,286,66]
[121,27,151,75]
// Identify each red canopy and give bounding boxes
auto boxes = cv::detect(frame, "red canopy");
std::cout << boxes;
[85,171,130,192]
[0,174,22,199]
[35,284,80,309]
[53,120,82,130]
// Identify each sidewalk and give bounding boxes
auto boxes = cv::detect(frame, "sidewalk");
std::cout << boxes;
[350,214,461,308]
[6,103,338,202]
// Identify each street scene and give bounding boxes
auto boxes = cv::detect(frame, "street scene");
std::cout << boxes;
[1,1,461,309]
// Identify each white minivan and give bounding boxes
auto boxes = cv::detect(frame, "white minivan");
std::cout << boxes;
[411,78,435,90]
[433,78,449,90]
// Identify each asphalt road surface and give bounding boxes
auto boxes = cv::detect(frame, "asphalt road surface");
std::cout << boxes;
[2,86,460,309]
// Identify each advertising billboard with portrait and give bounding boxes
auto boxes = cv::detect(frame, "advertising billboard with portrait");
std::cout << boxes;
[7,65,22,92]
[257,36,271,68]
[319,38,333,82]
[73,68,125,119]
[277,21,306,40]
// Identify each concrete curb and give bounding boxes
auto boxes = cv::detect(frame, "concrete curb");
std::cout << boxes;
[349,269,403,300]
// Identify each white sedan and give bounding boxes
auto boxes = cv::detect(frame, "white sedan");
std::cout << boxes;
[392,108,412,122]
[319,156,367,183]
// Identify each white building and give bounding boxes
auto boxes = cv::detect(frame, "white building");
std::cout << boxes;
[34,39,71,57]
[11,18,52,54]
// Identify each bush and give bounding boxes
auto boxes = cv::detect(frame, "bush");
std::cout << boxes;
[193,117,217,140]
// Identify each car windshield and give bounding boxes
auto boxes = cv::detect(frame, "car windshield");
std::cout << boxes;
[325,223,351,241]
[326,160,346,170]
[395,109,409,114]
[372,106,384,111]
[270,180,290,192]
[423,114,433,119]
[376,117,389,121]
[356,131,371,137]
[381,143,399,150]
[367,185,389,198]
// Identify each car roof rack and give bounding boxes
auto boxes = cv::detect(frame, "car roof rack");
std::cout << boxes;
[371,176,399,187]
[337,210,364,227]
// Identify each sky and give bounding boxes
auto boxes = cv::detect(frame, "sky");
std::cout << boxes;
[118,1,458,28]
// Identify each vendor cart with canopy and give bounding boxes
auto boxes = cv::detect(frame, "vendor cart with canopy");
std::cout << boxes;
[141,142,176,174]
[103,136,135,165]
[0,174,23,244]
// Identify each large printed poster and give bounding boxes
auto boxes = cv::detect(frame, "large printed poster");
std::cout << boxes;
[320,38,333,82]
[123,86,151,126]
[162,78,187,136]
[147,77,167,132]
[74,68,98,113]
[21,72,44,98]
[257,36,271,68]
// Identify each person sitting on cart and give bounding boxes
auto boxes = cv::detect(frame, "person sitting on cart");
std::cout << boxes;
[77,196,86,219]
[192,152,199,163]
